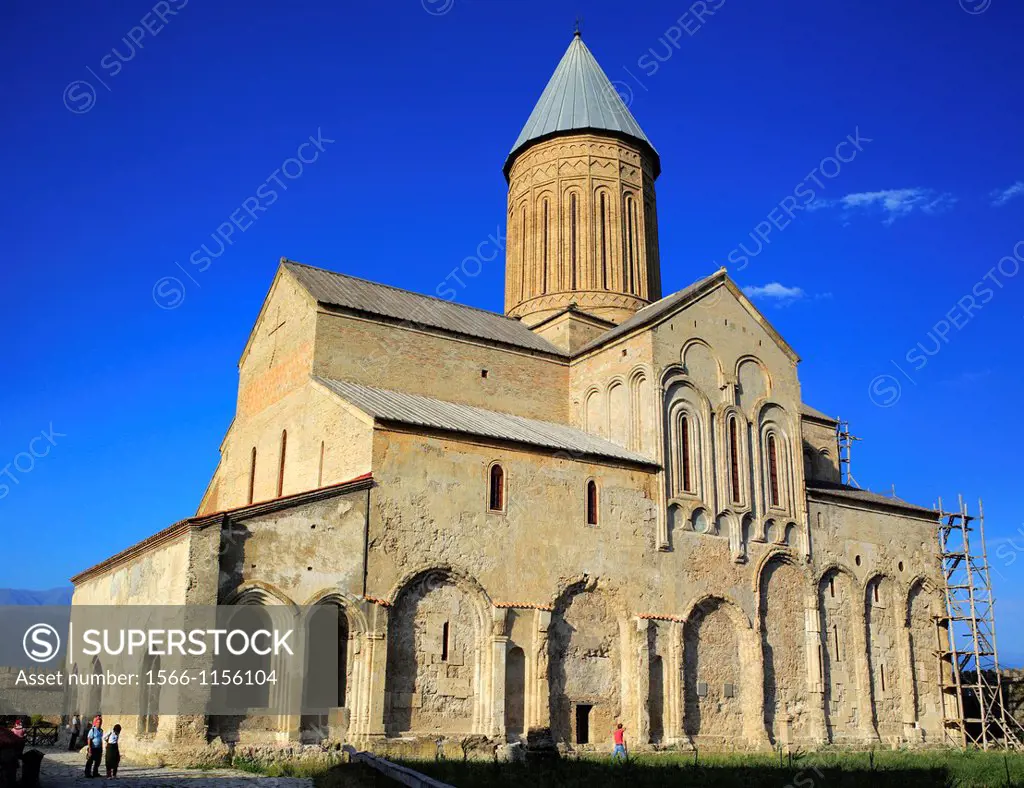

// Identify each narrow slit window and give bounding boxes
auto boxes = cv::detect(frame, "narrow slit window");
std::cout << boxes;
[829,578,835,598]
[441,621,450,662]
[600,192,608,289]
[680,415,693,493]
[248,447,257,505]
[570,193,578,289]
[520,205,527,299]
[317,441,325,487]
[542,200,549,294]
[880,663,886,692]
[873,583,880,604]
[767,433,780,507]
[277,430,287,497]
[729,417,741,504]
[817,644,824,680]
[489,464,505,512]
[623,195,636,294]
[586,480,598,525]
[833,625,841,661]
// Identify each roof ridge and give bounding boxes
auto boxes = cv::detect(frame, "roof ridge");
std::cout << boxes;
[283,259,528,323]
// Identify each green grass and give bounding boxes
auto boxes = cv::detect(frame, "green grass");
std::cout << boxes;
[231,757,397,787]
[397,748,1024,788]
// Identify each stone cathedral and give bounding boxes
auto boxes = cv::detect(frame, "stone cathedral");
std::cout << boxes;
[72,33,949,754]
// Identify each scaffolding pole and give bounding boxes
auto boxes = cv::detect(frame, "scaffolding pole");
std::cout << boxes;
[835,419,861,488]
[937,495,1022,749]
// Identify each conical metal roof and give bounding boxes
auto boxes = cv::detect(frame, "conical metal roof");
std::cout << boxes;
[504,32,659,177]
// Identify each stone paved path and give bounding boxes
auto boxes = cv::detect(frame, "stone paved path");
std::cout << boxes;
[36,749,314,788]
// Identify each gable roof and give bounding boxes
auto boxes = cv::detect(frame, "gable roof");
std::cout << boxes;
[504,33,659,177]
[314,377,658,467]
[283,260,567,358]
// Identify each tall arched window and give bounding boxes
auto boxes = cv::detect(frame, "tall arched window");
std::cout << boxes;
[767,433,781,507]
[541,199,550,294]
[248,446,257,504]
[569,193,578,289]
[277,430,287,498]
[488,464,505,512]
[680,414,693,494]
[623,194,636,294]
[729,416,741,504]
[519,204,528,300]
[586,480,598,525]
[599,192,609,289]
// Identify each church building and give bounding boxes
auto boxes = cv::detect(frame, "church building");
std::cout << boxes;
[71,32,949,753]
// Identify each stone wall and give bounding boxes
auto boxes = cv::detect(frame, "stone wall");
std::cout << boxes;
[313,310,570,423]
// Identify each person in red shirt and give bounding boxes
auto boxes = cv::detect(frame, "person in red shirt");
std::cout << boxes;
[611,723,627,761]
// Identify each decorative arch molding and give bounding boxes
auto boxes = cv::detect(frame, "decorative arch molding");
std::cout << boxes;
[583,386,604,437]
[627,364,649,385]
[680,593,755,632]
[734,355,773,414]
[384,564,495,737]
[679,592,767,747]
[783,521,799,550]
[628,366,653,453]
[718,404,750,510]
[750,547,808,596]
[301,589,371,634]
[816,562,858,587]
[863,571,896,599]
[756,401,798,518]
[666,399,711,502]
[680,338,723,389]
[606,377,630,446]
[660,363,686,389]
[733,354,773,385]
[386,563,494,633]
[593,184,616,292]
[223,581,298,611]
[549,573,627,617]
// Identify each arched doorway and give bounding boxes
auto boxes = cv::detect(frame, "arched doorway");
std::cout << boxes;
[505,646,526,739]
[301,602,349,742]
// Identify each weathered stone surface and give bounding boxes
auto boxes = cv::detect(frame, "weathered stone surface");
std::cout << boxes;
[69,39,952,760]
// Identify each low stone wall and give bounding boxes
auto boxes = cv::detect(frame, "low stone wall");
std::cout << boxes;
[350,752,454,788]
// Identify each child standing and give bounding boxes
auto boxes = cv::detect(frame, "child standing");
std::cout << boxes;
[104,725,121,779]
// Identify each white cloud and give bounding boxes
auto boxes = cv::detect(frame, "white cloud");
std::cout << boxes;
[742,283,805,305]
[990,181,1024,207]
[811,188,956,225]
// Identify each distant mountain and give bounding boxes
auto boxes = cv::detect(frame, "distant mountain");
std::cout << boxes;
[0,587,73,605]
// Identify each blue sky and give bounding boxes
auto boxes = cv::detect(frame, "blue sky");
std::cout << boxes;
[1,0,1022,662]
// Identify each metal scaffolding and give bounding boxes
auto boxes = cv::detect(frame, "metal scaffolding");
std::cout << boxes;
[937,495,1022,749]
[835,420,861,488]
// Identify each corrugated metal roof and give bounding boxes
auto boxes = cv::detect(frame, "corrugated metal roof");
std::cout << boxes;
[800,403,836,423]
[505,33,658,174]
[806,480,936,516]
[314,377,658,467]
[284,261,566,357]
